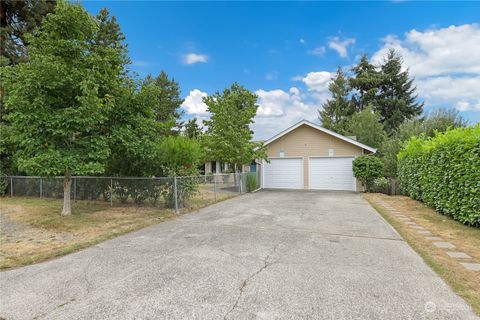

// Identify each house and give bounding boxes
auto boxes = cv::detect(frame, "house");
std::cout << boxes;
[258,119,376,191]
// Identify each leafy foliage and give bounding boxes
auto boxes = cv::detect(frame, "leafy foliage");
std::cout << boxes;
[345,106,386,149]
[398,125,480,226]
[380,108,467,178]
[352,155,384,192]
[203,83,266,169]
[2,1,111,178]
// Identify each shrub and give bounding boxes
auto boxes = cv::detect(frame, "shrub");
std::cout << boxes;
[246,173,257,192]
[398,125,480,226]
[370,177,389,193]
[352,155,384,192]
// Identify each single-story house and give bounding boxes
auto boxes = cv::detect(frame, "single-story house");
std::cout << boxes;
[203,119,376,192]
[259,119,376,191]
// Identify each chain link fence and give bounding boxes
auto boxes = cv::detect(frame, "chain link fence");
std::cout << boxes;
[0,172,262,212]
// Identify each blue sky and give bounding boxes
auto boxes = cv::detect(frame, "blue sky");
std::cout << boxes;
[83,1,480,139]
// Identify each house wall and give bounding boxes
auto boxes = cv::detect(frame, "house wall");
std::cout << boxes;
[265,124,364,191]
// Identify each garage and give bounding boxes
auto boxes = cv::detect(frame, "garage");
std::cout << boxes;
[260,120,377,191]
[262,158,303,189]
[309,157,356,191]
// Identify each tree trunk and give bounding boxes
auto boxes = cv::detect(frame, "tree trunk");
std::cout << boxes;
[61,170,72,216]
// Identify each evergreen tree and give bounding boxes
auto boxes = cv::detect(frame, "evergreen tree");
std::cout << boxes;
[184,118,203,139]
[377,49,423,134]
[143,71,184,123]
[318,68,353,134]
[0,0,56,66]
[349,54,382,112]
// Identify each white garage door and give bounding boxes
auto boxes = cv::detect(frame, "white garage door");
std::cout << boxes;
[309,157,356,191]
[263,158,303,189]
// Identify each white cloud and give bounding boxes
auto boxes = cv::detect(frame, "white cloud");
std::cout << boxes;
[299,38,305,44]
[182,89,209,115]
[372,24,480,77]
[308,46,326,56]
[328,37,355,58]
[371,24,480,113]
[252,87,327,139]
[301,71,332,93]
[182,53,209,65]
[456,100,480,112]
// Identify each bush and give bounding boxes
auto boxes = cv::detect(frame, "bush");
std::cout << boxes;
[246,173,257,192]
[370,177,389,193]
[398,125,480,226]
[352,155,384,192]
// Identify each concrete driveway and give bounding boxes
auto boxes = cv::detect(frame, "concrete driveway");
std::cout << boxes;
[0,190,477,319]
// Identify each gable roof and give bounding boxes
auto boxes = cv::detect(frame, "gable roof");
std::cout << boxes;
[263,119,377,153]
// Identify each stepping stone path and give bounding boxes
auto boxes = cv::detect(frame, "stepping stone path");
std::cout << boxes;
[446,252,471,259]
[460,263,480,271]
[433,241,455,249]
[417,230,431,235]
[377,200,478,272]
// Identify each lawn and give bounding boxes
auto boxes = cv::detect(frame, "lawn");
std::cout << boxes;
[0,197,177,270]
[0,186,236,270]
[364,193,480,316]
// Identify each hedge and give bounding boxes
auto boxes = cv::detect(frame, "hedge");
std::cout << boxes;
[397,125,480,226]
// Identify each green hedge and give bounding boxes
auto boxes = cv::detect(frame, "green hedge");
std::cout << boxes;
[398,125,480,226]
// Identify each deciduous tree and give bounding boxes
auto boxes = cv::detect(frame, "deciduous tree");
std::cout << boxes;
[345,106,386,149]
[1,2,114,215]
[203,83,266,171]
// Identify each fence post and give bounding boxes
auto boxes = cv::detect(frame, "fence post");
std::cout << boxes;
[239,173,243,194]
[213,175,217,202]
[40,178,43,198]
[10,176,13,197]
[110,178,113,206]
[174,176,179,214]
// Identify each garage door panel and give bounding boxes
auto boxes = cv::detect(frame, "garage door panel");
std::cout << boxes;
[309,157,355,191]
[263,158,303,189]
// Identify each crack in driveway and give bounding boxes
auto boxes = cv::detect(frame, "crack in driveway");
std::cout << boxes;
[223,241,283,320]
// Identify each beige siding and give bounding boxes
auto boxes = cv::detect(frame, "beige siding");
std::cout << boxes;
[265,124,364,191]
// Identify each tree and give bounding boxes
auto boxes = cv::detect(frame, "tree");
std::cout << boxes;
[380,108,466,178]
[352,155,384,192]
[203,83,266,171]
[318,68,354,134]
[1,2,116,215]
[0,0,56,66]
[345,107,386,149]
[142,71,184,131]
[184,118,203,139]
[349,54,382,112]
[377,49,423,134]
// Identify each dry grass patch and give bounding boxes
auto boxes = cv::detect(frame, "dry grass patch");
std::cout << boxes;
[0,197,176,269]
[364,193,480,315]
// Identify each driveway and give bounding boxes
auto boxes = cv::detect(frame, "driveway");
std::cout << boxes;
[0,190,477,319]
